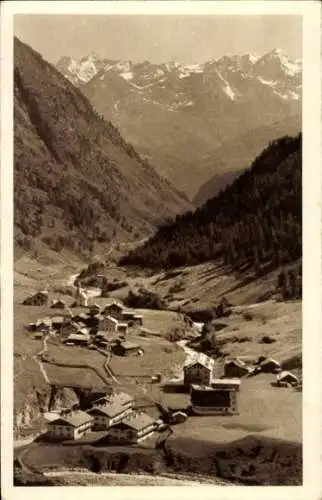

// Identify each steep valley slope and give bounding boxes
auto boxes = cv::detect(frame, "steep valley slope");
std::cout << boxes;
[14,37,190,258]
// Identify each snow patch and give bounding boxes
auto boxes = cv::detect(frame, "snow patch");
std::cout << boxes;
[77,61,97,82]
[247,53,259,64]
[257,77,277,87]
[273,90,300,101]
[216,70,236,100]
[67,59,78,74]
[282,60,302,77]
[116,61,131,72]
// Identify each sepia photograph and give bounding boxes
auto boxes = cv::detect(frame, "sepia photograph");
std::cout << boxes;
[1,0,321,497]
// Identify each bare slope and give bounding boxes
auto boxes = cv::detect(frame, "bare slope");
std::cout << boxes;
[14,37,190,256]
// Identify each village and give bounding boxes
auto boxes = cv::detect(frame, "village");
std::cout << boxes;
[19,283,301,447]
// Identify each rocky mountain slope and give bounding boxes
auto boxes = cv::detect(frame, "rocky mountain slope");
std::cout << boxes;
[57,49,301,199]
[14,38,190,256]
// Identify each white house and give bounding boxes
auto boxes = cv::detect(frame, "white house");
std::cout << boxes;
[108,411,156,444]
[47,410,93,441]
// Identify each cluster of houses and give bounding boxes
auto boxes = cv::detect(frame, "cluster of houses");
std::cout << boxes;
[223,356,299,387]
[163,350,300,417]
[25,294,144,356]
[47,391,156,444]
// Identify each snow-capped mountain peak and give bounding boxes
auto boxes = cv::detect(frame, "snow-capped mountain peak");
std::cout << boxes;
[56,48,301,103]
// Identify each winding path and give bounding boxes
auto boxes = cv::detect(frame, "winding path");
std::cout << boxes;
[32,333,51,384]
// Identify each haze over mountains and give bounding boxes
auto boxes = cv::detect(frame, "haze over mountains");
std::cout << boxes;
[14,38,190,255]
[57,49,302,200]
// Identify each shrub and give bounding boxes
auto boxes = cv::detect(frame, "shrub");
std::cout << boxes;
[165,328,186,342]
[102,281,128,295]
[168,280,186,295]
[260,335,276,344]
[124,288,167,310]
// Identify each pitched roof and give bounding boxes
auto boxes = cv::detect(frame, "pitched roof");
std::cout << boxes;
[77,327,90,336]
[225,358,247,368]
[212,378,241,387]
[260,358,281,367]
[104,301,124,309]
[36,317,52,327]
[120,412,155,431]
[121,341,140,350]
[184,352,214,370]
[74,312,90,320]
[105,315,118,324]
[89,392,133,418]
[276,370,298,382]
[49,410,93,428]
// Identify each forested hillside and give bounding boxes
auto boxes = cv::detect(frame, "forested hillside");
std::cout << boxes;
[14,38,189,256]
[121,134,302,279]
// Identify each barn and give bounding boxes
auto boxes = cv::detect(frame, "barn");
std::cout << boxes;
[224,359,252,378]
[276,370,299,387]
[111,340,141,357]
[259,358,281,374]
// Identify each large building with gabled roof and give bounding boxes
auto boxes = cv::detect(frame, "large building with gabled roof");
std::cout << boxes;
[87,392,134,429]
[47,410,93,440]
[108,411,156,444]
[183,352,214,386]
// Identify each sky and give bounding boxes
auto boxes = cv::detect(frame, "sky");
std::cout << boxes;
[14,15,302,65]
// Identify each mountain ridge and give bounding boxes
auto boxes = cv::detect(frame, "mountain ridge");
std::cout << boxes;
[56,48,301,199]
